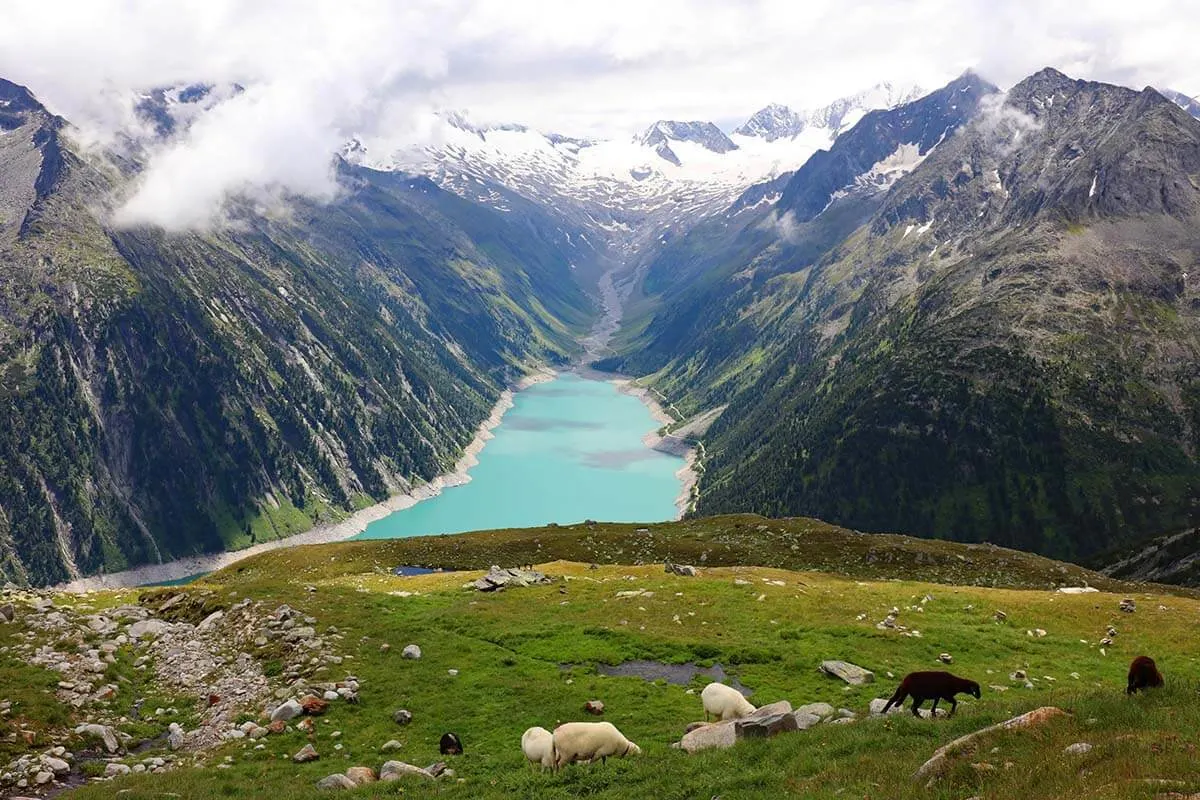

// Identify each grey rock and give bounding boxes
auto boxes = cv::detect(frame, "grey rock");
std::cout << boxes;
[380,740,403,752]
[316,773,356,790]
[196,611,224,632]
[104,763,131,777]
[128,619,170,639]
[664,562,698,577]
[792,711,822,730]
[1064,742,1093,755]
[393,709,413,726]
[743,700,793,719]
[796,702,838,719]
[345,766,376,785]
[401,645,421,660]
[379,760,434,781]
[42,757,69,774]
[679,721,736,753]
[0,603,14,623]
[472,565,551,592]
[820,660,875,685]
[735,711,799,739]
[271,699,303,722]
[869,698,905,716]
[74,723,120,753]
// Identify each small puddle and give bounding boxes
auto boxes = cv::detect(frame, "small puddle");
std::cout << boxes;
[588,660,752,696]
[391,566,441,576]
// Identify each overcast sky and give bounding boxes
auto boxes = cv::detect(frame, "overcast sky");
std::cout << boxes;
[1,0,1196,228]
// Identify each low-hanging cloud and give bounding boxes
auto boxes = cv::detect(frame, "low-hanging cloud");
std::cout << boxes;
[1,0,1198,230]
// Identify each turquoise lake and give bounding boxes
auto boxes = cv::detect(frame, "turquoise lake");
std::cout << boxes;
[354,372,683,540]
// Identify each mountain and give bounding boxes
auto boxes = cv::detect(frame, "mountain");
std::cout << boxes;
[734,103,807,141]
[347,84,924,263]
[1160,87,1200,119]
[602,72,995,401]
[0,78,592,585]
[602,68,1200,560]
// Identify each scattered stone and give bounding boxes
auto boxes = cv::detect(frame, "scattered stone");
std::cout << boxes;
[104,763,131,777]
[820,660,875,685]
[1010,670,1027,681]
[0,604,14,623]
[1064,742,1093,755]
[584,700,605,715]
[35,771,53,785]
[380,760,435,781]
[293,744,319,763]
[869,698,905,716]
[345,766,377,785]
[792,711,822,730]
[316,773,356,790]
[197,611,224,632]
[939,653,953,664]
[128,619,170,639]
[42,757,69,775]
[393,709,413,726]
[664,562,698,577]
[379,643,390,653]
[735,712,798,739]
[994,611,1007,622]
[381,740,403,752]
[401,645,422,660]
[447,669,459,677]
[1120,598,1136,613]
[300,695,329,716]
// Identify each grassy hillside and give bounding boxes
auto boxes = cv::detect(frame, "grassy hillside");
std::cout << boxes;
[2,519,1197,799]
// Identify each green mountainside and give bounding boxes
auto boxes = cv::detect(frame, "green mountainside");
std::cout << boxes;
[606,69,1200,560]
[0,79,593,585]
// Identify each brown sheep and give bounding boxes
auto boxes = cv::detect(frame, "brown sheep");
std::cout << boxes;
[881,670,981,717]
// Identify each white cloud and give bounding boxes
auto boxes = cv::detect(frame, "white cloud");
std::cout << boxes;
[1,0,1198,229]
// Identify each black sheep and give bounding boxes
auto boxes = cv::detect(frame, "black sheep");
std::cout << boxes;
[881,670,981,717]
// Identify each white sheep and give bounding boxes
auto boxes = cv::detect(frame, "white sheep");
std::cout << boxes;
[552,721,641,768]
[701,681,756,721]
[521,726,556,772]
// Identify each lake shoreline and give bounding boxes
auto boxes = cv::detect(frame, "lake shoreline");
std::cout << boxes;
[54,367,557,593]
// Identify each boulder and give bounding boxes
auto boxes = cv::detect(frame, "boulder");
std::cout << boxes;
[1119,598,1136,613]
[401,645,422,660]
[197,610,224,632]
[664,562,698,577]
[679,721,736,753]
[1064,742,1093,756]
[42,757,70,775]
[75,723,120,753]
[820,660,874,685]
[744,700,792,719]
[473,566,552,592]
[796,702,837,719]
[316,774,356,790]
[293,744,319,763]
[104,763,131,777]
[684,721,710,734]
[271,699,303,722]
[345,766,377,785]
[735,712,799,739]
[267,720,287,735]
[379,761,435,781]
[393,709,413,726]
[869,698,905,716]
[380,740,403,753]
[792,711,822,730]
[0,603,14,623]
[128,619,170,639]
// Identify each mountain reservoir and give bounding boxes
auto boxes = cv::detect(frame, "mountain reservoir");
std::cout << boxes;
[354,372,685,540]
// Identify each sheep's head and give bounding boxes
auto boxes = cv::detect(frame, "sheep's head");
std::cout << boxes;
[967,681,982,699]
[627,741,642,756]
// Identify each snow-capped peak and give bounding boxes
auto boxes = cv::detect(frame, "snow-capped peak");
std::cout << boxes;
[734,103,806,141]
[806,81,924,133]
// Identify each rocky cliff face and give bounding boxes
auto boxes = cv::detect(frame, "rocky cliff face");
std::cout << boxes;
[0,80,592,585]
[608,69,1200,559]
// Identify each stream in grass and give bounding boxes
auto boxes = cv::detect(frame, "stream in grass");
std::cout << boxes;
[355,372,684,539]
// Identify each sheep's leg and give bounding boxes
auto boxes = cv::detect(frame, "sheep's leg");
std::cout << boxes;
[948,697,957,717]
[910,697,923,717]
[929,697,939,715]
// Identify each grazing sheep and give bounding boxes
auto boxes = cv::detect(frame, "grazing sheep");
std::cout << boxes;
[439,732,463,755]
[701,682,756,721]
[881,671,981,717]
[552,722,641,768]
[521,726,556,772]
[1127,655,1164,695]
